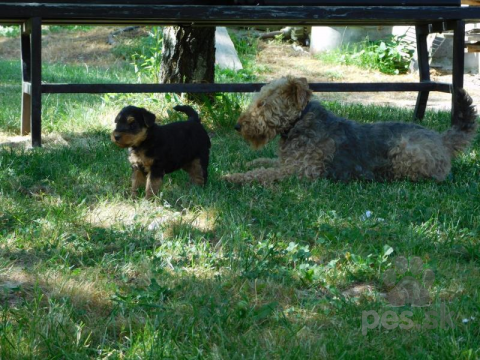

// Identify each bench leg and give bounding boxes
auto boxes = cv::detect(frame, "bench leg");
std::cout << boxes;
[414,24,431,121]
[20,18,42,147]
[21,23,31,135]
[451,20,465,127]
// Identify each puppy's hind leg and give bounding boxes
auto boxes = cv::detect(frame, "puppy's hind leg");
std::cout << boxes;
[183,158,207,185]
[200,152,210,185]
[145,173,163,199]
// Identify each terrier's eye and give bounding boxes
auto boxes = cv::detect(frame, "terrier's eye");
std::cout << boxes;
[258,101,266,108]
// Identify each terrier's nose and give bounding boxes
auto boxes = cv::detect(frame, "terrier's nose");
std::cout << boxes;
[114,134,121,141]
[234,123,241,132]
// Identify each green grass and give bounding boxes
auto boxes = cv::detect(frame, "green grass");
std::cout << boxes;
[1,27,480,359]
[316,35,415,75]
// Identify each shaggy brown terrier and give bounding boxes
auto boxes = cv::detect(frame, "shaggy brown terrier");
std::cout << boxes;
[112,105,210,198]
[224,76,478,184]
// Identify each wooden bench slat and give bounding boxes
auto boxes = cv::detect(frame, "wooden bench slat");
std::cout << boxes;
[0,0,462,5]
[40,82,452,94]
[1,4,480,25]
[252,0,461,4]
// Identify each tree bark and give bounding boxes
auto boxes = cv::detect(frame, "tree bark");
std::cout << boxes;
[160,26,216,102]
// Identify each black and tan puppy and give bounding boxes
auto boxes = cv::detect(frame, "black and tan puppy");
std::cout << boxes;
[111,105,211,198]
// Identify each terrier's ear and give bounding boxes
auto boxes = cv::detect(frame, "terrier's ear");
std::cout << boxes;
[288,77,312,110]
[142,108,156,127]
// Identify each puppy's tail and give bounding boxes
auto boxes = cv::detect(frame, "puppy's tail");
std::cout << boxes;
[173,105,200,123]
[442,89,478,157]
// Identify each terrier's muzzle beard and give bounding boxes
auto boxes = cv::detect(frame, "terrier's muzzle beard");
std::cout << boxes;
[235,122,272,150]
[245,134,268,150]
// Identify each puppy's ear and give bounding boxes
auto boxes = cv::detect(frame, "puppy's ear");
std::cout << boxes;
[142,108,156,127]
[287,77,312,110]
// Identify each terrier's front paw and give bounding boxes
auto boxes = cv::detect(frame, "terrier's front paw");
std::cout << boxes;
[246,160,261,168]
[246,158,278,169]
[221,173,244,184]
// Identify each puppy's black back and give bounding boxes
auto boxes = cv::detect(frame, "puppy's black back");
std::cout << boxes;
[143,114,211,176]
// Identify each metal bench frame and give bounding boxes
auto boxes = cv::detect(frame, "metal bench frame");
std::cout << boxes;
[1,2,480,146]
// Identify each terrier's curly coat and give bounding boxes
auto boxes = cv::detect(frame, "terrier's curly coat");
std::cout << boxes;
[224,76,478,183]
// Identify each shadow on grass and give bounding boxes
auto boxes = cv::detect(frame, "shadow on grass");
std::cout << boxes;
[0,262,334,358]
[1,249,476,359]
[1,128,477,259]
[1,125,479,357]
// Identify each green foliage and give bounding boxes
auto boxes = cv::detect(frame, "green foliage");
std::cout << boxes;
[0,25,94,38]
[130,26,163,83]
[0,25,19,37]
[222,29,267,81]
[43,25,95,34]
[0,60,21,132]
[318,35,416,75]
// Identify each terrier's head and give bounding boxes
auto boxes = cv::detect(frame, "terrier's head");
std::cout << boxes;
[234,76,312,149]
[111,105,156,148]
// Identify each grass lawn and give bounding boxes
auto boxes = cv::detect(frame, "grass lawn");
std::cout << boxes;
[0,26,479,359]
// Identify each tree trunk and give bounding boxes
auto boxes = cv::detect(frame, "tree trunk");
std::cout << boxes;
[160,26,216,102]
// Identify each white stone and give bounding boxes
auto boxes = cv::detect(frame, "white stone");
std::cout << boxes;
[215,27,243,71]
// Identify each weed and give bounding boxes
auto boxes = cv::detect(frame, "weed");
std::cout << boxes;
[131,27,163,83]
[0,25,19,38]
[317,34,415,75]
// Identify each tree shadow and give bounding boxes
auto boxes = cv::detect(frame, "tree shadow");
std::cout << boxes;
[1,127,478,357]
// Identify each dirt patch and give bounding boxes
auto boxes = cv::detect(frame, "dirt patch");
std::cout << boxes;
[0,133,68,149]
[0,36,20,59]
[43,27,119,66]
[0,26,148,66]
[256,41,480,111]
